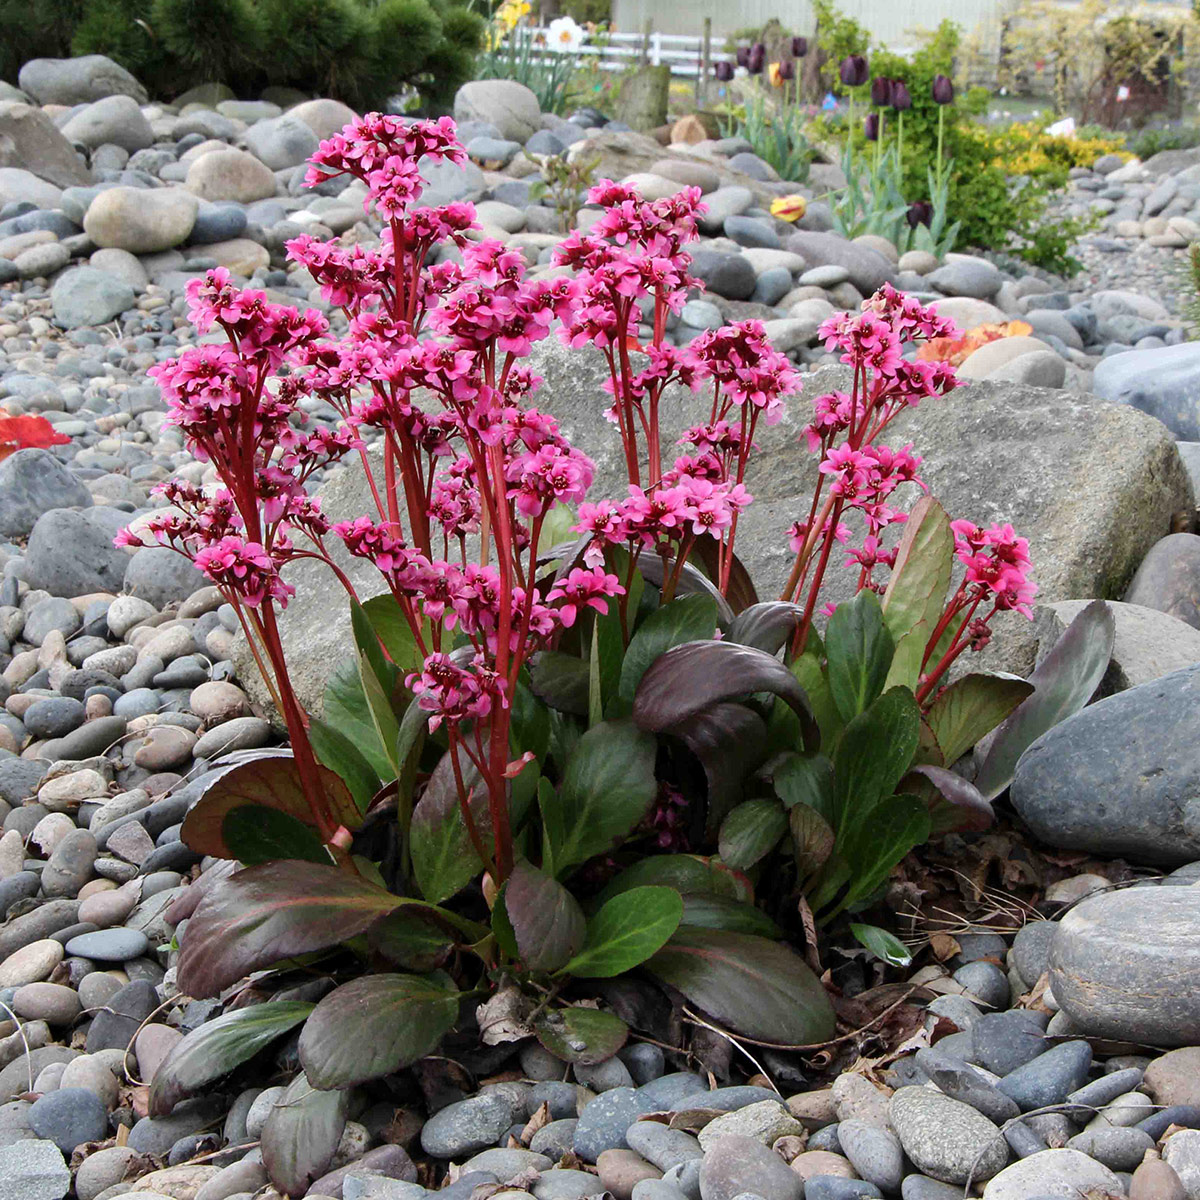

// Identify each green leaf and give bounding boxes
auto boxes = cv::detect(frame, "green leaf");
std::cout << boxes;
[529,650,589,716]
[646,927,836,1044]
[309,718,380,815]
[535,1006,629,1065]
[717,800,787,871]
[495,860,586,973]
[351,597,396,695]
[838,792,930,909]
[925,673,1034,766]
[588,619,603,729]
[881,497,954,691]
[772,753,835,822]
[179,753,360,861]
[221,806,330,867]
[619,593,719,703]
[176,861,403,998]
[298,974,460,1088]
[361,594,424,672]
[358,650,401,777]
[850,922,913,967]
[149,1001,314,1117]
[367,909,455,972]
[593,854,751,908]
[261,1073,348,1197]
[790,802,835,882]
[678,893,781,938]
[790,636,842,748]
[322,656,394,781]
[633,640,818,753]
[562,886,682,978]
[410,743,488,904]
[825,591,895,723]
[540,719,657,877]
[832,686,920,840]
[974,599,1116,801]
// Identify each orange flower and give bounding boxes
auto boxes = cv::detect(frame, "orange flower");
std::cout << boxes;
[768,61,782,88]
[0,415,70,461]
[917,320,1032,367]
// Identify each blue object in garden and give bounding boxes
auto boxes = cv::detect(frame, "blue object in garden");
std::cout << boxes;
[822,93,838,110]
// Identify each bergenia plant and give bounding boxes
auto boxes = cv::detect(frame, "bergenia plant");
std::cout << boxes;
[125,113,1064,1195]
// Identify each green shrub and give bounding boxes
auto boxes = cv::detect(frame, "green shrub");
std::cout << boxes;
[151,0,267,93]
[0,0,81,82]
[71,0,160,79]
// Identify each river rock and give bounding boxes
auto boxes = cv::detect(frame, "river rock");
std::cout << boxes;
[1125,533,1200,631]
[83,187,198,253]
[785,231,895,294]
[239,357,1192,718]
[889,1088,1008,1184]
[0,1138,70,1200]
[1094,341,1200,441]
[1145,1048,1200,1109]
[50,267,135,329]
[1050,886,1200,1045]
[18,55,146,105]
[698,1135,803,1200]
[185,148,278,203]
[454,81,541,143]
[0,102,90,189]
[0,449,90,539]
[1011,664,1200,864]
[60,96,154,152]
[981,1149,1122,1200]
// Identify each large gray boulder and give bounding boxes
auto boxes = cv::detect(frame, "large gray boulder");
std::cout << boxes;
[24,508,133,596]
[0,102,90,189]
[0,450,91,539]
[83,187,197,254]
[50,267,135,329]
[60,96,154,153]
[233,350,1192,717]
[18,56,148,106]
[453,81,541,143]
[1011,664,1200,865]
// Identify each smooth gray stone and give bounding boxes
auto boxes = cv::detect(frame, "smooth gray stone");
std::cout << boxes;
[971,1011,1049,1076]
[1125,534,1200,632]
[573,1087,659,1161]
[837,1120,904,1192]
[1012,664,1200,865]
[1093,341,1200,440]
[420,1093,520,1159]
[997,1042,1093,1112]
[914,1049,1021,1124]
[1064,1066,1145,1118]
[697,1135,802,1200]
[1050,885,1200,1045]
[1065,1127,1154,1171]
[1003,1120,1048,1159]
[889,1087,1008,1184]
[1011,922,1057,988]
[625,1121,702,1171]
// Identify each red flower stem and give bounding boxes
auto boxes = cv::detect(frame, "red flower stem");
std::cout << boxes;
[446,728,498,878]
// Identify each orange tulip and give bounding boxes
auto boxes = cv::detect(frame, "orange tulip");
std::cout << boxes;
[770,195,808,222]
[768,61,783,88]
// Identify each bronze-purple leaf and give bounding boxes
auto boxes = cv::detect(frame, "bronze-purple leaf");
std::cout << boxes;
[495,860,586,973]
[725,601,805,654]
[906,764,995,833]
[176,861,401,998]
[632,640,818,751]
[261,1073,348,1195]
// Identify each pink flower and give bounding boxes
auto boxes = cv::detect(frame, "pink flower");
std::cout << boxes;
[546,566,623,627]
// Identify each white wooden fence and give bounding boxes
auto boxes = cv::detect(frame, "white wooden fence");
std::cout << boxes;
[521,26,732,79]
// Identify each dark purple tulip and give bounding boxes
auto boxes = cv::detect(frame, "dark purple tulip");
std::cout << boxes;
[932,74,955,105]
[864,113,880,142]
[906,201,933,228]
[870,76,893,107]
[792,36,808,57]
[778,59,795,81]
[748,43,766,75]
[736,46,751,68]
[715,61,734,82]
[839,54,868,87]
[892,80,912,111]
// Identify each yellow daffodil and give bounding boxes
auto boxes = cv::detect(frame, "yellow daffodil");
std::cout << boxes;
[770,195,807,222]
[768,61,782,88]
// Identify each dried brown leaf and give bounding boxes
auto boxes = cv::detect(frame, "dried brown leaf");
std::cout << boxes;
[519,1101,551,1145]
[928,933,961,961]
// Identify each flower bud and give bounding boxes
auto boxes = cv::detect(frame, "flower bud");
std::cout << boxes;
[864,112,880,142]
[906,200,933,228]
[778,59,795,81]
[932,74,955,105]
[736,45,750,68]
[839,54,868,87]
[892,80,912,111]
[870,76,893,107]
[792,36,808,57]
[748,43,766,74]
[715,60,734,82]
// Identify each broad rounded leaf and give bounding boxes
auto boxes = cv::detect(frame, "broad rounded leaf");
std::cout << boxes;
[562,886,683,978]
[718,800,787,871]
[535,1006,629,1064]
[924,673,1034,767]
[261,1073,348,1196]
[837,792,931,909]
[633,641,818,752]
[495,861,586,973]
[881,496,954,690]
[907,764,995,834]
[974,599,1116,800]
[180,753,359,860]
[850,922,912,967]
[790,802,835,882]
[593,854,752,908]
[360,594,424,672]
[299,974,460,1088]
[177,861,402,998]
[772,753,835,821]
[646,927,835,1044]
[149,1001,313,1117]
[725,602,804,654]
[540,719,657,877]
[529,650,589,715]
[679,893,781,938]
[825,591,894,722]
[410,743,488,904]
[367,909,456,971]
[323,655,394,780]
[638,555,735,624]
[619,593,719,702]
[221,806,329,867]
[309,718,380,815]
